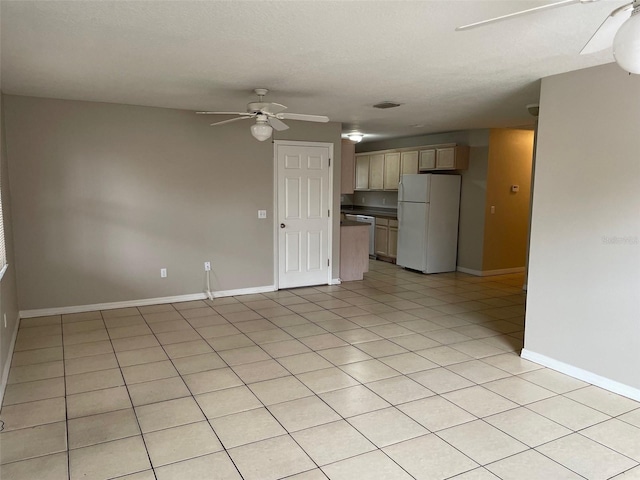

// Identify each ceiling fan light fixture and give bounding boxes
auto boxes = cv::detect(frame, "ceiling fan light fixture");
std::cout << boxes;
[251,118,273,141]
[347,133,364,143]
[613,7,640,74]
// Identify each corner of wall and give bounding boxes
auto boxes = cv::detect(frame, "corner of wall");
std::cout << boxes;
[0,91,22,407]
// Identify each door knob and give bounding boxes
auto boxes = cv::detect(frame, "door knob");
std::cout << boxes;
[280,223,286,229]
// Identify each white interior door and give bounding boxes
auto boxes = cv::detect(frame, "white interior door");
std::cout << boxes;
[276,143,331,289]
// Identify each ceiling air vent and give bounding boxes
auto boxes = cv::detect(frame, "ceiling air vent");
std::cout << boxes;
[373,101,401,109]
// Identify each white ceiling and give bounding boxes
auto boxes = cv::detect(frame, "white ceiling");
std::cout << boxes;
[0,0,628,142]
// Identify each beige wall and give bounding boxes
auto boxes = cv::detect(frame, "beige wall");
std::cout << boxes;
[482,129,534,271]
[0,92,20,401]
[525,63,640,396]
[357,129,490,272]
[3,95,341,311]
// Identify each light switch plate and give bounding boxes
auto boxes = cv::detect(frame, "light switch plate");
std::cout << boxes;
[258,210,267,219]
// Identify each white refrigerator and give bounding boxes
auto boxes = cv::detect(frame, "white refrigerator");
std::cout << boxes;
[397,174,461,274]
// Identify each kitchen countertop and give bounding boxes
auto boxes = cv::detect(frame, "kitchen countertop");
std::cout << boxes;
[340,220,368,227]
[341,205,397,218]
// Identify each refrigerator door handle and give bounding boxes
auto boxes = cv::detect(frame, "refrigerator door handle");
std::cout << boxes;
[398,178,404,202]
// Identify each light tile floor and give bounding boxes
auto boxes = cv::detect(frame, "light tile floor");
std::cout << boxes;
[1,260,639,480]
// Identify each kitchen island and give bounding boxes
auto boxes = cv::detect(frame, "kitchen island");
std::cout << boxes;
[339,221,370,281]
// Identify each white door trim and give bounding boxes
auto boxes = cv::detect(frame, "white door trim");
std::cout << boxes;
[273,140,334,290]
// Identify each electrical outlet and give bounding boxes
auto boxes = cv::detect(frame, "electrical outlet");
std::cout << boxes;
[258,210,267,219]
[204,261,211,271]
[160,268,167,278]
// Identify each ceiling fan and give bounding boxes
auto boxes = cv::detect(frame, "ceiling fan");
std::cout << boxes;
[456,0,640,74]
[197,88,330,141]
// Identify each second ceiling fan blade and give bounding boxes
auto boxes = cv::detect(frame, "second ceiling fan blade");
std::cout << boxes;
[209,116,253,127]
[279,113,330,122]
[268,117,290,131]
[262,103,287,115]
[580,2,633,54]
[456,0,580,31]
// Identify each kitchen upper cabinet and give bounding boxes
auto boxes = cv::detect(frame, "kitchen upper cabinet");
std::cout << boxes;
[383,152,401,190]
[341,140,355,194]
[369,153,385,190]
[419,149,436,170]
[420,146,469,171]
[355,145,461,191]
[355,155,370,190]
[400,151,419,176]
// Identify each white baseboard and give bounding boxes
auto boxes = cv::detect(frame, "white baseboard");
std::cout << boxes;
[0,315,20,409]
[330,278,342,285]
[209,285,276,298]
[521,349,640,402]
[457,266,525,277]
[19,285,277,319]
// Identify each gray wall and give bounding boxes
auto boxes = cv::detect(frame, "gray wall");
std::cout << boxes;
[3,95,342,311]
[357,130,490,271]
[525,63,640,394]
[458,146,488,271]
[0,92,20,401]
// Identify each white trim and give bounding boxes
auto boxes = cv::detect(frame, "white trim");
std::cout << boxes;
[273,140,335,290]
[0,263,8,282]
[330,278,342,285]
[209,285,276,298]
[456,266,525,277]
[521,349,640,402]
[0,315,20,408]
[18,285,277,318]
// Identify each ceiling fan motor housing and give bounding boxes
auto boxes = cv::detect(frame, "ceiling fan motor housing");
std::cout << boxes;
[247,102,270,113]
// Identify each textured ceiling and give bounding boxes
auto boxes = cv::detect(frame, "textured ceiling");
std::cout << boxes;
[0,0,628,142]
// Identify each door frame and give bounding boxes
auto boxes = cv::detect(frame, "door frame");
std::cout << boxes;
[273,140,334,290]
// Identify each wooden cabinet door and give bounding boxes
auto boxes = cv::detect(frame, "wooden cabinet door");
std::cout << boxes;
[369,153,385,190]
[341,140,355,194]
[375,224,389,256]
[355,155,370,190]
[388,220,398,258]
[419,149,436,170]
[401,151,419,176]
[436,147,456,169]
[383,152,401,190]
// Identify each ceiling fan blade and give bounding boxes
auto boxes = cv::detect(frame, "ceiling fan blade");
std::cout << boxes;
[278,113,330,123]
[209,116,253,127]
[262,102,287,115]
[268,117,290,131]
[196,111,252,116]
[456,0,579,31]
[580,2,633,54]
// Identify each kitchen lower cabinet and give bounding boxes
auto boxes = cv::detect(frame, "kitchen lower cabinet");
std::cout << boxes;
[374,217,398,261]
[388,219,398,258]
